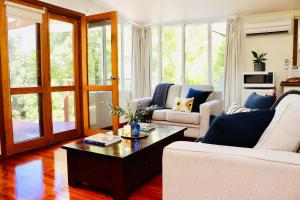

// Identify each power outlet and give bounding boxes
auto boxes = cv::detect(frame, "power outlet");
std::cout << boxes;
[284,59,289,70]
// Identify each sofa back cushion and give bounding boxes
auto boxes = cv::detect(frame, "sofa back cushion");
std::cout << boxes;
[202,110,275,148]
[244,92,276,109]
[186,88,211,112]
[180,85,214,98]
[255,94,300,152]
[165,85,182,109]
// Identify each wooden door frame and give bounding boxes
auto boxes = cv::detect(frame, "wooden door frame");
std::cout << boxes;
[0,0,9,157]
[0,0,84,156]
[293,19,298,66]
[82,11,119,136]
[3,5,51,155]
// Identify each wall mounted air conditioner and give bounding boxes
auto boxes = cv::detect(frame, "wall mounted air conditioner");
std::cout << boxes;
[244,19,292,36]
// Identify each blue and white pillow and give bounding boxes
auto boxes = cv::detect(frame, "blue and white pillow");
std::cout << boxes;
[226,103,254,115]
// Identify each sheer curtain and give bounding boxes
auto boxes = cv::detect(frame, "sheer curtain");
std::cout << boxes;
[224,16,243,110]
[132,26,152,98]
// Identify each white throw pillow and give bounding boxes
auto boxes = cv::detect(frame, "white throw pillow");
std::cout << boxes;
[226,103,253,114]
[172,97,194,113]
[255,94,300,152]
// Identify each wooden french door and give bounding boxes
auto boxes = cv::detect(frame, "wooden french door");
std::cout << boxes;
[48,13,81,143]
[0,0,81,155]
[82,11,119,136]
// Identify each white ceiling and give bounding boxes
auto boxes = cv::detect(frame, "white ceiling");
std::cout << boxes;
[42,0,300,25]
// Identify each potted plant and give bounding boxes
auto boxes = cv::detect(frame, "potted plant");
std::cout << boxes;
[251,51,267,71]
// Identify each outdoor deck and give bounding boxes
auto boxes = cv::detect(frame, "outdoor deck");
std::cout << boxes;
[13,121,76,143]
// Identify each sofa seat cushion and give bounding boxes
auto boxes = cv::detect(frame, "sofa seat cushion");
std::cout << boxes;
[152,109,170,121]
[166,111,200,125]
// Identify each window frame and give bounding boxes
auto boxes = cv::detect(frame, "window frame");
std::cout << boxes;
[151,20,227,93]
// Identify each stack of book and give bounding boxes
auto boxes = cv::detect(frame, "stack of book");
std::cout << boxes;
[83,133,122,147]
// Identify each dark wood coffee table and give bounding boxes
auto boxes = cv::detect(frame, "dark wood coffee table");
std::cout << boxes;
[62,125,186,200]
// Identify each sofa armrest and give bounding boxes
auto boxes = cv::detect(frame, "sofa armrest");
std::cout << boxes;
[163,141,300,200]
[131,97,152,113]
[199,99,223,137]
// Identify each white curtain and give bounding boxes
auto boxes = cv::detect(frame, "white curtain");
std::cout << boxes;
[224,16,243,110]
[132,26,152,98]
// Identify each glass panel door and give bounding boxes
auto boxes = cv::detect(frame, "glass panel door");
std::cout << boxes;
[5,5,49,155]
[49,13,80,142]
[8,19,43,144]
[84,12,119,135]
[2,2,82,155]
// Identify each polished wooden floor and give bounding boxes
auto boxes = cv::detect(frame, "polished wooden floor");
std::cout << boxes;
[0,142,162,200]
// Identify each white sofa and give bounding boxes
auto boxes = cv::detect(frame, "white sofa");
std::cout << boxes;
[163,93,300,200]
[132,85,223,138]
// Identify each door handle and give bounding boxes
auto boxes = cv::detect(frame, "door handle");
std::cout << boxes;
[110,76,119,80]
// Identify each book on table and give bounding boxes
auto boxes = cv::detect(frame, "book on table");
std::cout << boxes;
[140,123,156,132]
[83,133,122,146]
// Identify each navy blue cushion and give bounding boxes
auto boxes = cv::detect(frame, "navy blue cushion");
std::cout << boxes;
[186,88,211,112]
[244,92,276,109]
[201,109,275,148]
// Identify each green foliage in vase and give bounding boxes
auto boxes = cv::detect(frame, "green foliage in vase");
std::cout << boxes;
[108,102,156,122]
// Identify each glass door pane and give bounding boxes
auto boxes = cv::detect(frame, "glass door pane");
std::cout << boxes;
[88,91,112,130]
[50,19,74,86]
[8,18,41,88]
[88,20,112,86]
[11,94,43,143]
[51,92,76,133]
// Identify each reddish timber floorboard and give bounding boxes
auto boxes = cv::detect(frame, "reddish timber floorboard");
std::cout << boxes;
[0,142,162,200]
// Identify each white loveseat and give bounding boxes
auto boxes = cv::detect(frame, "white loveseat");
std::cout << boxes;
[132,85,223,138]
[163,92,300,200]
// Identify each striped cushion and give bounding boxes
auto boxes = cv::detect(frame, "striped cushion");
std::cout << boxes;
[226,104,253,114]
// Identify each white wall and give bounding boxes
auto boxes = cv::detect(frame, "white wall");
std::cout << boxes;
[242,10,300,95]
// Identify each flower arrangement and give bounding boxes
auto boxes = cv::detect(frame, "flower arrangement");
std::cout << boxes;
[108,102,143,121]
[107,103,157,137]
[108,102,157,122]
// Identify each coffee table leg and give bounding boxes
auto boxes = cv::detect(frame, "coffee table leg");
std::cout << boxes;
[112,161,127,200]
[66,151,81,187]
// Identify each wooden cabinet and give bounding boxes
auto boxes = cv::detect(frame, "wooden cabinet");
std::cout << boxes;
[280,82,300,93]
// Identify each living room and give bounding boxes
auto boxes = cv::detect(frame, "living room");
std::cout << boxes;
[0,0,300,199]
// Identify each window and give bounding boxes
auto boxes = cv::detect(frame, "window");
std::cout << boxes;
[162,26,182,84]
[123,24,132,91]
[151,21,226,94]
[212,22,226,91]
[185,24,208,84]
[151,27,160,91]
